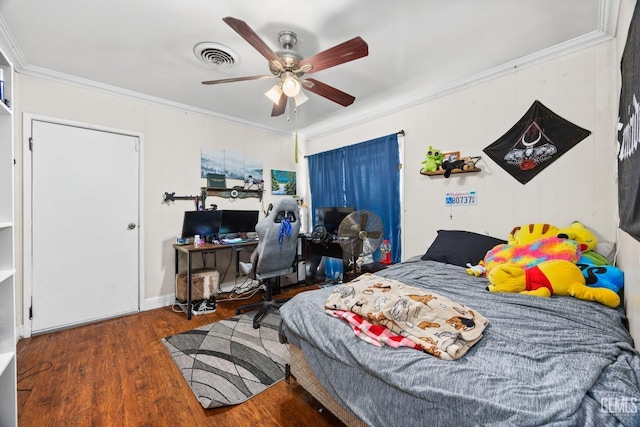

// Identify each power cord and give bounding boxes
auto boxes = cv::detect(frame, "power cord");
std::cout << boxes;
[17,361,53,392]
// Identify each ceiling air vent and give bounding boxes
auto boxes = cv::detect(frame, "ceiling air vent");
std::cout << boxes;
[193,42,238,68]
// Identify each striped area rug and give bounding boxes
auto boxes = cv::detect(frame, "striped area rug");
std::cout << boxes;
[162,311,289,408]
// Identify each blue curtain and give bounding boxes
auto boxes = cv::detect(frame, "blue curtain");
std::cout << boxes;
[307,148,346,213]
[307,133,401,264]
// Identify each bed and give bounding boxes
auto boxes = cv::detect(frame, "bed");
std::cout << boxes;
[279,231,640,427]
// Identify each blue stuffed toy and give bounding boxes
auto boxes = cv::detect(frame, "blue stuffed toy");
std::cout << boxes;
[556,221,624,295]
[576,255,624,294]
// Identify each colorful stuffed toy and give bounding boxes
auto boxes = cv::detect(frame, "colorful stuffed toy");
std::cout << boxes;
[420,146,443,173]
[487,259,620,308]
[483,235,580,274]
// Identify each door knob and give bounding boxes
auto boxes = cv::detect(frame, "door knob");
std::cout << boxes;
[127,223,137,230]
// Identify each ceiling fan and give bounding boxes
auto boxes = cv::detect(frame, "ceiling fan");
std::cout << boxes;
[202,17,369,117]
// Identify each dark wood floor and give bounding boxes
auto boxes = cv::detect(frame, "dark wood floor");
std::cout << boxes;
[16,285,345,427]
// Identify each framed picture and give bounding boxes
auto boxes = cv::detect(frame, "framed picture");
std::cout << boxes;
[271,169,296,195]
[206,173,226,188]
[443,151,461,162]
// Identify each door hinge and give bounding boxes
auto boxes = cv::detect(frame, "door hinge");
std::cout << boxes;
[29,137,33,151]
[29,305,33,320]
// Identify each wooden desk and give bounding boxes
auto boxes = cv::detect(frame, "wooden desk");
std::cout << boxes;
[173,241,258,319]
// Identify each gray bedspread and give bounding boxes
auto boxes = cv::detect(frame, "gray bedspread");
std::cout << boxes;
[280,258,640,427]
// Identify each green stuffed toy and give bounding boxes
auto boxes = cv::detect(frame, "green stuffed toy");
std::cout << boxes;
[421,146,443,173]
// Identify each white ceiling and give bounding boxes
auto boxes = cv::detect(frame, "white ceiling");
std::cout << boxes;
[0,0,619,138]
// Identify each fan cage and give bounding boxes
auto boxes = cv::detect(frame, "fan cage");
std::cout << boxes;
[337,210,384,275]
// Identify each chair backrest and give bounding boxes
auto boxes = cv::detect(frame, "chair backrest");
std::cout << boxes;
[250,197,301,280]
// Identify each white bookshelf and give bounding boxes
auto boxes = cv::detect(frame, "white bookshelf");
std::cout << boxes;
[0,46,16,427]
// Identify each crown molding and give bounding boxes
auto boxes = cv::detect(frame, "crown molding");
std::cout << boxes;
[300,27,615,140]
[0,0,620,142]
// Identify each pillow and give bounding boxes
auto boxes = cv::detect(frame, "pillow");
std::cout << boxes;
[595,241,616,264]
[421,230,506,267]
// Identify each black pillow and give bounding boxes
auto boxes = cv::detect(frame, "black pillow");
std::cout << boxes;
[421,230,506,267]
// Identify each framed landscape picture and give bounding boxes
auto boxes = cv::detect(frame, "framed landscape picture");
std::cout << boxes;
[271,170,296,195]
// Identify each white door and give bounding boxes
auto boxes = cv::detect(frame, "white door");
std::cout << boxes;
[30,120,140,333]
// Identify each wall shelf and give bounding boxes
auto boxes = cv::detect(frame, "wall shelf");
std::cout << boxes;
[420,167,481,176]
[201,187,263,201]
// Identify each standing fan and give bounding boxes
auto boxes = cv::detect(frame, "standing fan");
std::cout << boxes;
[337,210,384,276]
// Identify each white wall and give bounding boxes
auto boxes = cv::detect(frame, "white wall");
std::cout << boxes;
[305,0,640,346]
[12,74,297,323]
[10,1,640,347]
[306,42,619,259]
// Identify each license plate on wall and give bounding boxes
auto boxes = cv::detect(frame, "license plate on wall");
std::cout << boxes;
[445,191,477,206]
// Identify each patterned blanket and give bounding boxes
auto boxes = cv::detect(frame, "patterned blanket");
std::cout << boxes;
[324,273,488,360]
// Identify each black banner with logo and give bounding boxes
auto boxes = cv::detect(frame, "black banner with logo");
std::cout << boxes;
[483,100,591,185]
[618,1,640,242]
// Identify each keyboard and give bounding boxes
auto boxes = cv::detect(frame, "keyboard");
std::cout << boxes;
[221,238,243,244]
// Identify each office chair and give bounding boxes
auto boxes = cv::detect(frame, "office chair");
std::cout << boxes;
[235,196,301,328]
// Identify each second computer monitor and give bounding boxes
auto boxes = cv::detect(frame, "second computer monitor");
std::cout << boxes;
[317,206,355,237]
[219,210,259,237]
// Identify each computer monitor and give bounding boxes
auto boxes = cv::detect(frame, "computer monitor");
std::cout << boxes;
[219,210,260,236]
[181,210,223,239]
[316,207,355,237]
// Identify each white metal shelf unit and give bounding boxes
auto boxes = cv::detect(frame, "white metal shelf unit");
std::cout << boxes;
[0,48,17,427]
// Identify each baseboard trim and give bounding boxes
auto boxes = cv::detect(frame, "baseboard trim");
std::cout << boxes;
[142,294,175,311]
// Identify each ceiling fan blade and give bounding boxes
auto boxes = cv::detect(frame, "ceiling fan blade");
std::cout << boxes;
[202,75,276,85]
[298,37,368,74]
[302,78,356,107]
[271,92,287,116]
[223,17,284,69]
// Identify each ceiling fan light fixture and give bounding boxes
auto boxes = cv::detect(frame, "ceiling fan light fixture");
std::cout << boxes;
[282,72,301,97]
[265,83,283,104]
[294,91,309,107]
